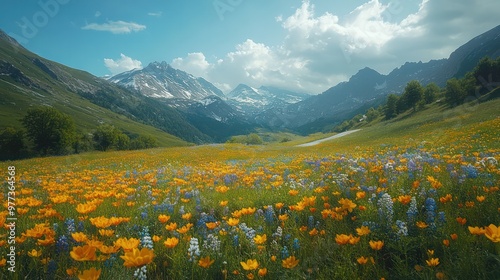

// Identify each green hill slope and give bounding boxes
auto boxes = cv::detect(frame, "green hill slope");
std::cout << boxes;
[0,30,208,146]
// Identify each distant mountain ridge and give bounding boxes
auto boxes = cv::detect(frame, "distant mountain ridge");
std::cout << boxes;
[1,24,498,141]
[226,84,310,114]
[261,25,500,133]
[110,61,224,100]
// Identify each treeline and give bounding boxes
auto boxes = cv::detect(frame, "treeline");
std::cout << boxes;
[0,107,158,161]
[333,56,499,132]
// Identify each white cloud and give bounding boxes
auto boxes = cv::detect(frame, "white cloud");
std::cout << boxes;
[171,52,211,78]
[148,11,163,17]
[82,20,146,34]
[94,11,101,18]
[104,53,143,76]
[172,0,500,94]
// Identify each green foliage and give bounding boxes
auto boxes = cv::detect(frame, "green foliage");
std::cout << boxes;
[445,78,467,106]
[423,83,440,104]
[365,107,379,122]
[21,106,76,155]
[385,94,399,120]
[73,133,94,154]
[227,133,264,145]
[115,133,130,150]
[403,80,424,112]
[130,135,159,150]
[93,124,130,151]
[444,57,500,107]
[472,56,500,93]
[246,133,263,145]
[0,126,26,160]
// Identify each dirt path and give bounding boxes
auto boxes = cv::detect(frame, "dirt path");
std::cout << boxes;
[295,129,361,147]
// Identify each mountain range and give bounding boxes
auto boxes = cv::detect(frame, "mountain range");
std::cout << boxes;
[1,25,499,144]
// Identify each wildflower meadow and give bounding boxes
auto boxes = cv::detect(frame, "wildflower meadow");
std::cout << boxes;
[1,112,499,279]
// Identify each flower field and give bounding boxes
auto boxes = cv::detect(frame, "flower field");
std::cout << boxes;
[1,116,500,279]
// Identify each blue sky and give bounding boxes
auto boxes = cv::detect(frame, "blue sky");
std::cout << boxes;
[1,0,499,94]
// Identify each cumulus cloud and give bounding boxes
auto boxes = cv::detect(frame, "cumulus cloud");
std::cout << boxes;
[172,52,211,78]
[104,53,143,76]
[82,20,146,34]
[172,0,500,94]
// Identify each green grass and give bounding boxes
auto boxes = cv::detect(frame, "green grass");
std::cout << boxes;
[0,96,499,279]
[0,40,190,147]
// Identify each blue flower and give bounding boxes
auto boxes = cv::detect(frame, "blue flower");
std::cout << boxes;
[233,234,239,247]
[264,206,275,225]
[425,197,437,230]
[462,165,478,179]
[437,211,446,224]
[308,215,314,229]
[281,246,289,258]
[56,235,69,253]
[293,238,300,250]
[65,218,75,233]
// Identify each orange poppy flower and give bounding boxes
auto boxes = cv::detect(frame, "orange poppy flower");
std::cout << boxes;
[227,218,239,227]
[356,226,371,236]
[77,267,101,280]
[158,214,170,223]
[120,248,154,267]
[426,258,440,267]
[240,259,259,270]
[282,256,299,269]
[198,256,215,268]
[484,224,500,242]
[253,234,267,245]
[72,232,89,242]
[70,245,97,261]
[164,237,179,248]
[115,237,140,251]
[165,222,178,231]
[369,240,384,250]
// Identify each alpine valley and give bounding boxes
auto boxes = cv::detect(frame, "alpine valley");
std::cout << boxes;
[1,24,499,145]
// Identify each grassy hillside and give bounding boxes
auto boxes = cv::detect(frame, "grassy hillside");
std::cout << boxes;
[0,35,206,146]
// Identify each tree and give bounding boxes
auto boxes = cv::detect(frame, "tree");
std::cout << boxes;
[366,107,378,122]
[385,94,399,119]
[403,80,423,112]
[0,127,26,160]
[115,133,130,150]
[423,83,440,104]
[396,93,408,113]
[473,57,500,93]
[130,135,158,150]
[246,133,263,145]
[73,133,94,154]
[445,78,466,106]
[93,124,129,151]
[22,107,76,155]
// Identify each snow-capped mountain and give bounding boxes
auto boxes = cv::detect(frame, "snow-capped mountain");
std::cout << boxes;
[109,61,225,100]
[226,84,310,114]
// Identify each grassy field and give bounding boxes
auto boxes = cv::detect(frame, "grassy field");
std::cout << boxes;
[0,98,499,279]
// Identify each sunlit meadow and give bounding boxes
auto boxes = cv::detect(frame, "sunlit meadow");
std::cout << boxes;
[1,114,499,279]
